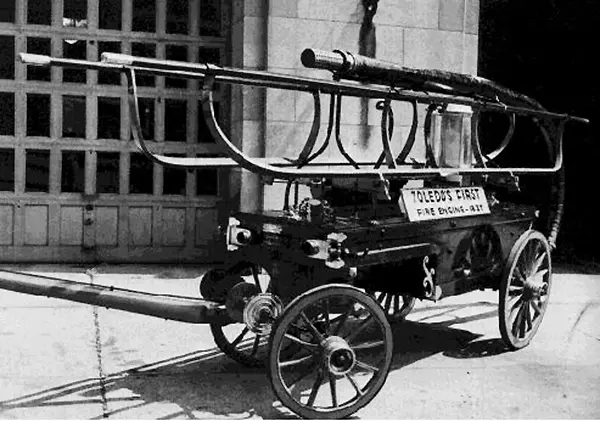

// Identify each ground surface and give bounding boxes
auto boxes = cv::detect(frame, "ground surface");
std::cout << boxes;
[0,263,598,419]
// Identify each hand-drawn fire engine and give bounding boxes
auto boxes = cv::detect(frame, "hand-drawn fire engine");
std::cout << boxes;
[0,48,588,418]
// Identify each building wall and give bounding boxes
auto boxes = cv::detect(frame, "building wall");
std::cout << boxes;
[0,0,480,262]
[229,0,479,212]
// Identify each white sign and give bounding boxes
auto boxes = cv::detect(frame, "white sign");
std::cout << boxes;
[400,187,490,221]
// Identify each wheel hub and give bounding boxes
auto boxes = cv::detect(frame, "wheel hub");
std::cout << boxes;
[523,273,546,300]
[225,282,260,322]
[321,336,356,376]
[243,293,282,334]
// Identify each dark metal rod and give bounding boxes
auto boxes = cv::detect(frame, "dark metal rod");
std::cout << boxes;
[0,269,228,324]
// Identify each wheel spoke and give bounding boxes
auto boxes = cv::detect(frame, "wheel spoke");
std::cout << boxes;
[351,340,385,350]
[287,360,319,389]
[518,305,528,338]
[509,285,524,294]
[509,296,523,314]
[525,303,533,331]
[332,306,353,336]
[513,267,526,284]
[393,295,400,314]
[323,299,331,332]
[401,296,412,312]
[307,367,325,407]
[530,252,546,275]
[251,265,262,292]
[517,256,531,279]
[376,293,386,304]
[531,299,542,315]
[279,354,315,368]
[354,359,380,373]
[301,312,325,342]
[383,293,393,313]
[329,372,338,408]
[344,315,374,344]
[525,242,537,270]
[284,333,319,349]
[231,327,250,347]
[250,334,261,356]
[345,373,365,397]
[511,303,524,337]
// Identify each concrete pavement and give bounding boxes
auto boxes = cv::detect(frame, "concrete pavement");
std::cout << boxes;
[0,263,598,419]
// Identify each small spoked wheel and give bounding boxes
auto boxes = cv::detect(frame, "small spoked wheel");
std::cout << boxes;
[209,261,274,367]
[268,284,393,419]
[367,290,416,322]
[499,230,552,350]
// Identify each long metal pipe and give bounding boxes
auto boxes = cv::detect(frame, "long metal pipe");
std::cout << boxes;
[18,53,589,123]
[0,270,228,324]
[301,48,542,110]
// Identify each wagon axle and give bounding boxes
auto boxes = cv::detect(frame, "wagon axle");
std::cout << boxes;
[242,293,282,334]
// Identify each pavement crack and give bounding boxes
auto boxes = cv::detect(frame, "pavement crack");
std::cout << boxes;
[88,268,110,418]
[568,303,592,342]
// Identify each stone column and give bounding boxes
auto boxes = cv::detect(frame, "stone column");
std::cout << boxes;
[228,0,269,213]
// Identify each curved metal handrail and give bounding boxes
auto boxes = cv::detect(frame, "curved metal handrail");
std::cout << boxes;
[375,98,396,169]
[396,101,419,165]
[484,113,516,162]
[200,78,567,178]
[470,109,487,168]
[300,93,337,166]
[333,94,360,169]
[284,90,322,166]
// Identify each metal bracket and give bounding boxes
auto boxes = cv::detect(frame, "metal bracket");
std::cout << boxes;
[363,0,379,22]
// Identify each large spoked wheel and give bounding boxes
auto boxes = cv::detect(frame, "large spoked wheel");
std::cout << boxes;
[268,284,393,419]
[499,230,552,350]
[366,290,416,322]
[209,261,274,367]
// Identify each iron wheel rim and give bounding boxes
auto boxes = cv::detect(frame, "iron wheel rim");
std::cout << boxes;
[499,230,552,350]
[268,284,393,419]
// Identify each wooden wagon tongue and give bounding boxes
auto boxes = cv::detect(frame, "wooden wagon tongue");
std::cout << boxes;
[0,269,229,324]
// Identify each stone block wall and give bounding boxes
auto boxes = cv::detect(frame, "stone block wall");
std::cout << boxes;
[228,0,479,212]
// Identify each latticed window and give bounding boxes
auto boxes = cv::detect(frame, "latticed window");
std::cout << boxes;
[0,0,227,198]
[0,0,227,258]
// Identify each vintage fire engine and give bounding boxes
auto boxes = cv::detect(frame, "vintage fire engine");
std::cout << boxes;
[1,48,588,418]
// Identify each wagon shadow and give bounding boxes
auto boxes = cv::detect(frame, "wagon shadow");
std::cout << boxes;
[0,303,505,419]
[0,348,283,419]
[390,303,509,368]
